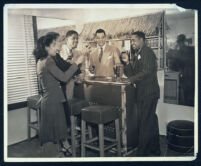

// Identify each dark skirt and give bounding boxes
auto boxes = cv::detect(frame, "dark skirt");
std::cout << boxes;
[40,95,68,145]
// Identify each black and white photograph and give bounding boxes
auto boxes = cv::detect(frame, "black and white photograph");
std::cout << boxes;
[3,4,198,162]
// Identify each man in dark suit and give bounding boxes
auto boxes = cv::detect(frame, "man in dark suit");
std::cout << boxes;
[122,31,160,156]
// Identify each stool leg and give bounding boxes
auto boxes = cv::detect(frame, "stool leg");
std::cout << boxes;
[27,107,31,141]
[37,109,40,140]
[98,123,104,157]
[87,125,93,139]
[81,120,86,157]
[74,117,78,148]
[71,115,76,157]
[115,119,121,156]
[37,108,43,146]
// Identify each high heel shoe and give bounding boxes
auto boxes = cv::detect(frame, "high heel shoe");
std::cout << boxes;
[62,140,72,153]
[60,142,72,156]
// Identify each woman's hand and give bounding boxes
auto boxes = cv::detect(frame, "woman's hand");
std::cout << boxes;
[82,45,91,56]
[89,65,95,74]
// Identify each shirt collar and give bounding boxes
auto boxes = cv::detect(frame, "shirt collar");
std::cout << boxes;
[136,48,141,55]
[135,44,145,56]
[66,46,73,55]
[98,43,106,52]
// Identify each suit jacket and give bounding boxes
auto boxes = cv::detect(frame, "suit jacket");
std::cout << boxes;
[60,46,85,100]
[54,50,84,100]
[53,53,81,77]
[89,44,121,77]
[124,45,160,101]
[37,55,79,102]
[52,53,81,99]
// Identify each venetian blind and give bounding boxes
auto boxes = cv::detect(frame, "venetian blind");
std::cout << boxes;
[7,15,38,104]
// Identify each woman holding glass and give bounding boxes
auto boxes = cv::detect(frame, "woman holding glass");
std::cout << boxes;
[33,33,83,157]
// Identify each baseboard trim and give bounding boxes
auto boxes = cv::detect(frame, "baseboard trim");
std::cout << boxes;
[8,136,38,147]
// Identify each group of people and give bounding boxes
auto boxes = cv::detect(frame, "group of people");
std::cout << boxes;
[33,28,160,157]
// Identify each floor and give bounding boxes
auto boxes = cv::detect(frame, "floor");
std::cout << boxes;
[7,135,193,158]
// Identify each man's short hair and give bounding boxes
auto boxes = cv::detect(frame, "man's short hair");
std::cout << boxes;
[131,31,146,41]
[66,30,78,38]
[95,29,106,36]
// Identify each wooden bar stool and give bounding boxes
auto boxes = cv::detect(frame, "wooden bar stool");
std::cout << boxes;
[68,98,92,157]
[27,95,42,142]
[81,105,121,157]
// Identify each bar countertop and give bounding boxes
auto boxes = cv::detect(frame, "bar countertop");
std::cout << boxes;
[75,76,131,86]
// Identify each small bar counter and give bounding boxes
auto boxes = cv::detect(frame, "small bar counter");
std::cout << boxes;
[74,76,138,156]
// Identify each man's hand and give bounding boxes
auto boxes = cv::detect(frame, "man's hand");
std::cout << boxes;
[121,52,129,65]
[89,65,95,74]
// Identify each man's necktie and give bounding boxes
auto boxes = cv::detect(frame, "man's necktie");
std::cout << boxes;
[99,47,103,62]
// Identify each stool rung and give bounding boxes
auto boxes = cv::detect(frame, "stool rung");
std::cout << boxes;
[30,121,38,124]
[85,131,91,135]
[75,143,81,147]
[108,147,117,154]
[85,137,98,144]
[84,144,100,151]
[75,135,81,139]
[29,122,39,130]
[104,143,117,151]
[109,147,128,154]
[67,133,81,139]
[84,142,117,152]
[29,125,39,130]
[104,137,116,142]
[75,126,81,131]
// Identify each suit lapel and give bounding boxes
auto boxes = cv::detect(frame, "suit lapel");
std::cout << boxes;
[131,54,138,70]
[94,48,99,64]
[104,44,109,54]
[131,46,144,70]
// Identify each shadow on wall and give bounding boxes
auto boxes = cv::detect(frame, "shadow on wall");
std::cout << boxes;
[156,70,194,135]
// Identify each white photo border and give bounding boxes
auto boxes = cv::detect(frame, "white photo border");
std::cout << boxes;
[3,3,198,162]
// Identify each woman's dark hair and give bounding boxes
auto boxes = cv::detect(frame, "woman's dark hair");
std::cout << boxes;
[33,36,47,61]
[46,32,60,41]
[45,32,60,47]
[33,32,59,61]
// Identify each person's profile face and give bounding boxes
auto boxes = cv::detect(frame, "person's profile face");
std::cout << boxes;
[131,35,142,51]
[95,32,106,47]
[66,34,79,49]
[55,36,64,52]
[46,39,57,56]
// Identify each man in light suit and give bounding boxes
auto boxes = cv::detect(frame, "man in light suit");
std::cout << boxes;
[89,29,121,77]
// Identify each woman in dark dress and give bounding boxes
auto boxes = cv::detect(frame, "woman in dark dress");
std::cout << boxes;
[33,34,83,156]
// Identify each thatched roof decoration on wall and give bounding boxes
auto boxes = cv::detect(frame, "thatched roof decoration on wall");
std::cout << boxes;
[80,12,169,41]
[37,25,76,38]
